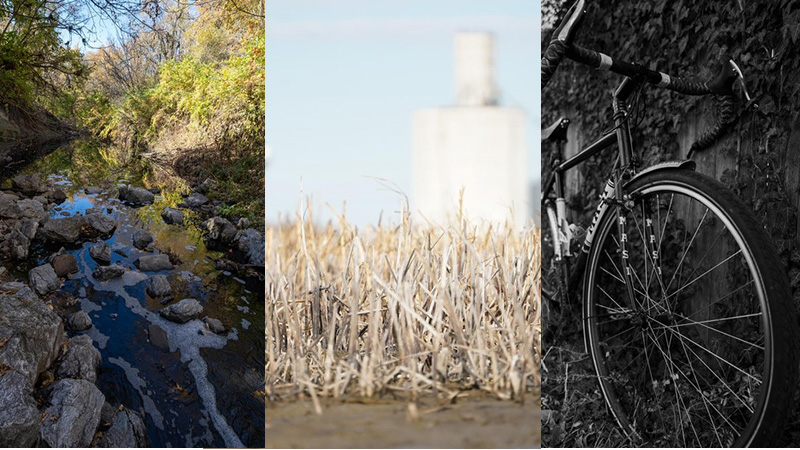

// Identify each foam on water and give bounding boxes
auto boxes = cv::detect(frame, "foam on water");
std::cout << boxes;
[108,356,165,429]
[32,171,259,446]
[75,241,245,448]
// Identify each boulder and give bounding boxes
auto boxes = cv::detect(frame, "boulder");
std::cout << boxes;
[8,219,38,260]
[0,281,26,293]
[67,311,92,331]
[89,243,111,264]
[147,324,169,352]
[40,216,84,243]
[204,217,238,248]
[16,199,46,221]
[93,264,125,281]
[19,219,38,240]
[132,230,154,249]
[0,294,64,385]
[12,173,46,194]
[195,178,218,194]
[237,217,251,229]
[160,298,203,323]
[204,317,225,334]
[55,335,101,383]
[215,259,238,272]
[40,379,104,448]
[161,207,184,225]
[13,287,38,303]
[146,275,172,297]
[47,189,67,204]
[96,408,149,447]
[83,213,116,236]
[29,263,60,295]
[52,254,79,277]
[9,223,34,260]
[135,254,173,272]
[0,370,39,447]
[118,186,154,206]
[100,402,117,427]
[85,186,103,195]
[184,192,209,208]
[0,193,22,219]
[236,229,265,266]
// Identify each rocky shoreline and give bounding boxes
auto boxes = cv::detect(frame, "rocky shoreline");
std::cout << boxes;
[0,172,264,447]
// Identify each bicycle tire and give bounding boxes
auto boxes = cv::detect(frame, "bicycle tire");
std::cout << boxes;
[582,169,799,447]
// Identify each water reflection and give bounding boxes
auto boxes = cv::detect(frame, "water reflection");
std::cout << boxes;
[13,139,265,447]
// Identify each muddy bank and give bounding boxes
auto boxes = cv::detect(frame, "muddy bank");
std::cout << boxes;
[0,139,265,447]
[266,393,541,448]
[0,103,75,164]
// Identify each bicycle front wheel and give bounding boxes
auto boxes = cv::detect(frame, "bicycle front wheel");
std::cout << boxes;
[583,169,799,447]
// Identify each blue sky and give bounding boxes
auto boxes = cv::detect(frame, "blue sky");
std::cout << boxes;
[266,0,541,226]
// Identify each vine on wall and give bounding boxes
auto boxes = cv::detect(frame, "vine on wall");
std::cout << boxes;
[543,0,800,291]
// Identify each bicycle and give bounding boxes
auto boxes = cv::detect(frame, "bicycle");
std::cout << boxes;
[541,1,800,446]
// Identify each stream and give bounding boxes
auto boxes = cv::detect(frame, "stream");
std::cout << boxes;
[4,138,265,447]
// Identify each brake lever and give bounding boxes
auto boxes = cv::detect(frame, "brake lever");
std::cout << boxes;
[729,59,757,109]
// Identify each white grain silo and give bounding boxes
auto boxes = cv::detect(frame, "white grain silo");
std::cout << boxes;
[412,32,528,228]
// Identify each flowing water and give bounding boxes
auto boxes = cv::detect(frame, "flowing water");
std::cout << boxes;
[5,139,265,447]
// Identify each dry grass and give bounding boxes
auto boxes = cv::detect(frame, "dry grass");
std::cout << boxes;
[266,206,541,402]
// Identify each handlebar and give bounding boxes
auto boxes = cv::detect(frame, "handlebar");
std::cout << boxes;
[543,1,752,154]
[566,44,737,97]
[541,0,586,89]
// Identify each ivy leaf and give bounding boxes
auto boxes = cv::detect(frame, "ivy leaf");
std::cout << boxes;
[678,35,689,55]
[759,96,777,116]
[786,11,800,43]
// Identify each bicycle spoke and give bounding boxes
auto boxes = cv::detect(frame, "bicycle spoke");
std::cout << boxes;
[654,317,761,385]
[665,207,710,294]
[642,325,702,445]
[662,313,765,350]
[674,330,756,415]
[583,177,789,447]
[641,328,672,439]
[679,223,728,286]
[665,250,743,301]
[658,320,746,444]
[646,322,744,446]
[685,280,756,322]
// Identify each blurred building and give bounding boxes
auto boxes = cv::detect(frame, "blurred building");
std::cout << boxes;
[412,32,528,228]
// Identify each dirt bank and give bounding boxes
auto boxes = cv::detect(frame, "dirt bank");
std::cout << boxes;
[266,393,540,448]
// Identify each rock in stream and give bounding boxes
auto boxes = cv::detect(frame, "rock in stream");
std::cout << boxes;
[41,379,105,447]
[55,335,101,383]
[0,370,40,447]
[28,263,60,296]
[160,298,203,323]
[135,254,173,272]
[97,408,149,447]
[118,186,155,206]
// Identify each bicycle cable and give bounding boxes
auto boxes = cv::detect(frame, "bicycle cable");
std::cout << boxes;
[599,80,645,137]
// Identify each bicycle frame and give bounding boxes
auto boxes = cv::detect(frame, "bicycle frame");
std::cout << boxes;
[543,76,654,293]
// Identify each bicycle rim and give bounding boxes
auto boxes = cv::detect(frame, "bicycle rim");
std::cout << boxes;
[583,178,775,447]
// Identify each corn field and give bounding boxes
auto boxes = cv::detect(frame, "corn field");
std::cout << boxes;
[266,207,541,403]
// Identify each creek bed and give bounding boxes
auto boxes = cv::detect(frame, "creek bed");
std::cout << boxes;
[7,139,265,447]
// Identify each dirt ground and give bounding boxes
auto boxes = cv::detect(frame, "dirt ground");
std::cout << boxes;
[265,392,541,448]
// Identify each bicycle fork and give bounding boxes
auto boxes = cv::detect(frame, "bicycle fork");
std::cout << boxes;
[546,177,617,289]
[613,186,663,314]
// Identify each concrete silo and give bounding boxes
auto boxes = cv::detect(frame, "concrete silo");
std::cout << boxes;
[412,32,528,228]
